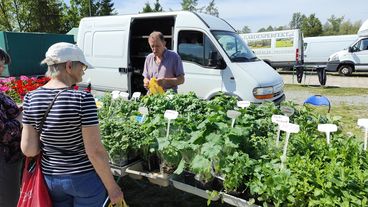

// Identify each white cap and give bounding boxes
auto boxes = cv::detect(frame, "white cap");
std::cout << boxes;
[42,42,93,68]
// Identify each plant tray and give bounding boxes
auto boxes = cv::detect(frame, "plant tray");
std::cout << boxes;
[110,161,141,177]
[170,176,220,201]
[220,193,259,207]
[125,161,170,187]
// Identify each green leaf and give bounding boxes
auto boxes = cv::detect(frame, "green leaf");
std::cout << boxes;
[174,159,185,174]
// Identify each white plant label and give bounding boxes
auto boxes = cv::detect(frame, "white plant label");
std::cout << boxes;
[271,115,289,147]
[358,118,368,151]
[279,122,300,133]
[271,115,289,124]
[111,90,121,100]
[279,123,300,169]
[164,110,179,138]
[280,106,295,117]
[227,110,241,119]
[237,101,251,109]
[164,110,178,120]
[227,110,241,128]
[138,107,149,115]
[120,92,129,100]
[318,124,337,145]
[131,92,141,100]
[166,94,174,100]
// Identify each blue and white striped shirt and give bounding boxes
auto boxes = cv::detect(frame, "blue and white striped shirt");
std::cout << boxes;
[22,87,98,175]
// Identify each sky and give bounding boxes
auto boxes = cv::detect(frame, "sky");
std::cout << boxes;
[113,0,368,32]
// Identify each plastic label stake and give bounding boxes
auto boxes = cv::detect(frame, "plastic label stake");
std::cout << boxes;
[164,110,178,138]
[317,124,337,145]
[358,119,368,151]
[280,106,295,117]
[279,122,300,168]
[120,92,129,101]
[227,110,241,128]
[138,107,149,123]
[111,90,121,100]
[131,92,141,101]
[271,115,290,146]
[237,101,251,109]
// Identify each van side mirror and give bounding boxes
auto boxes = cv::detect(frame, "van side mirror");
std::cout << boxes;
[348,46,353,53]
[208,51,226,69]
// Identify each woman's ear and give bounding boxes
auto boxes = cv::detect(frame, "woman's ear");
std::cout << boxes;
[65,61,73,73]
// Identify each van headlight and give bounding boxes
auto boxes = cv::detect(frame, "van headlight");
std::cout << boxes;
[253,86,274,99]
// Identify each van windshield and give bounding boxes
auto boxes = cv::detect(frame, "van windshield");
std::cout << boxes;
[213,31,258,62]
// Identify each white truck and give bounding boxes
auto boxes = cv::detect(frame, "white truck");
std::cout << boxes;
[326,19,368,75]
[77,11,285,103]
[303,34,358,69]
[239,29,304,70]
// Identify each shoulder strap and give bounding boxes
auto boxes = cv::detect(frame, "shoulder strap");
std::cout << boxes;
[38,89,66,135]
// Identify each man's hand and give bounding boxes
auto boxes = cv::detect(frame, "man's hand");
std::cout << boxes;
[143,78,150,89]
[156,78,166,87]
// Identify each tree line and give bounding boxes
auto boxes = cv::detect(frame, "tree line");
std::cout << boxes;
[240,13,362,37]
[0,0,362,37]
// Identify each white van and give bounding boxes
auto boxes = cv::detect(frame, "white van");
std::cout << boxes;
[326,19,368,75]
[304,34,358,68]
[239,29,304,70]
[77,11,285,103]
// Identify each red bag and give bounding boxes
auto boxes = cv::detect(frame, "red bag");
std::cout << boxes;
[17,155,52,207]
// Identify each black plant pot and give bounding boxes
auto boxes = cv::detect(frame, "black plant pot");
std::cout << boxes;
[142,154,161,172]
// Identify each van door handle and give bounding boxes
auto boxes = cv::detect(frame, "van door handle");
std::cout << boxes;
[119,67,133,73]
[230,77,234,80]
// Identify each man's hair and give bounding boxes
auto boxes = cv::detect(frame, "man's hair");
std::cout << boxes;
[149,31,165,42]
[0,48,11,64]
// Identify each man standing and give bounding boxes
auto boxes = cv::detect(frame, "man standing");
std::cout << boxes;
[143,31,185,93]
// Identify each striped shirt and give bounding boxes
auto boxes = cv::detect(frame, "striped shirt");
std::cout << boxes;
[22,87,99,175]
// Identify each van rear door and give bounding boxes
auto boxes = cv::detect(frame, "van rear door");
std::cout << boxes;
[78,16,131,92]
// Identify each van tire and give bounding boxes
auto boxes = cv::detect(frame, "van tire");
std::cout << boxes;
[338,65,353,76]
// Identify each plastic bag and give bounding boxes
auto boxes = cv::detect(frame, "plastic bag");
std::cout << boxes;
[17,155,52,207]
[103,196,129,207]
[148,77,164,95]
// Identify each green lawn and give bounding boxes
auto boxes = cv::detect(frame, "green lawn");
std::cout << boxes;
[284,84,368,96]
[284,84,368,138]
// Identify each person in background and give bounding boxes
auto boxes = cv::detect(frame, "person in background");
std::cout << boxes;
[0,48,22,207]
[21,42,124,207]
[143,31,185,93]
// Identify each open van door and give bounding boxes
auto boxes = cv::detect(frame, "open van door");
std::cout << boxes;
[78,16,131,92]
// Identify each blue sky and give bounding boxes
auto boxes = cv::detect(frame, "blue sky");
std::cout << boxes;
[113,0,368,32]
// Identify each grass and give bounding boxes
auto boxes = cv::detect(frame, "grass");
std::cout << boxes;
[284,84,368,96]
[331,104,367,138]
[285,84,368,137]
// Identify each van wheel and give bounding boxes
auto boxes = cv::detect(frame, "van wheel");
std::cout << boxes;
[338,65,352,76]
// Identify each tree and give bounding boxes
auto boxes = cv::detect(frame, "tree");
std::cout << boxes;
[289,12,306,29]
[0,0,15,31]
[204,0,218,17]
[239,26,251,34]
[153,0,163,12]
[142,1,153,13]
[265,25,274,31]
[301,14,322,37]
[97,0,116,16]
[181,0,198,12]
[323,15,344,35]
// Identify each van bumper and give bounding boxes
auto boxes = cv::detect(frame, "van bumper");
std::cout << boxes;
[273,94,285,105]
[326,61,340,72]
